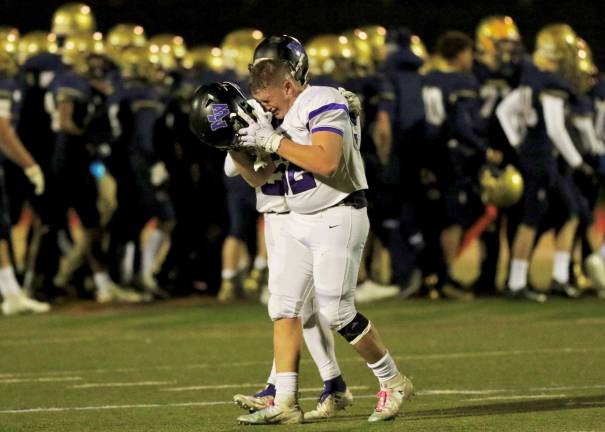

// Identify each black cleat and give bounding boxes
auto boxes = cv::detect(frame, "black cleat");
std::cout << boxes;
[549,280,581,299]
[506,286,548,303]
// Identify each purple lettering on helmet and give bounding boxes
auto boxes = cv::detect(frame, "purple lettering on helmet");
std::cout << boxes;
[208,103,230,131]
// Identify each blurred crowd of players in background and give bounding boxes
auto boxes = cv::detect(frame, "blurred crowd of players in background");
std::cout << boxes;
[0,3,604,316]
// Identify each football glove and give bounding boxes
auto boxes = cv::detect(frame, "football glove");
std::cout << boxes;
[338,87,362,118]
[24,164,44,195]
[238,110,284,154]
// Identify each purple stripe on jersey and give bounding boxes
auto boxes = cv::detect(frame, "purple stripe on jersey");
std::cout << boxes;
[311,126,344,136]
[308,103,348,121]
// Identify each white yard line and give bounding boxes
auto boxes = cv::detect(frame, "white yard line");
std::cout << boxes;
[418,389,507,396]
[464,394,568,402]
[162,383,369,392]
[70,381,176,389]
[2,346,604,379]
[0,377,83,384]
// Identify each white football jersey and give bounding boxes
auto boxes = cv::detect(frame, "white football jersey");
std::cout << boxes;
[278,86,368,214]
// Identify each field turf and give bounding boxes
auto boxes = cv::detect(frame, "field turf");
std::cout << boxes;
[1,296,605,431]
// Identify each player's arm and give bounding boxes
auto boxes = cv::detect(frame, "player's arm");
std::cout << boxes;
[373,110,392,166]
[542,93,583,168]
[496,88,524,147]
[56,88,84,135]
[277,131,342,177]
[228,150,276,187]
[572,115,605,155]
[0,98,44,194]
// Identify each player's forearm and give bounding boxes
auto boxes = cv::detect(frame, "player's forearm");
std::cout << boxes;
[277,134,342,177]
[373,110,392,166]
[229,150,275,187]
[0,120,35,169]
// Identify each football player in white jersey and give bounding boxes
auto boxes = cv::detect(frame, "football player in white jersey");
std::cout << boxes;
[234,55,413,424]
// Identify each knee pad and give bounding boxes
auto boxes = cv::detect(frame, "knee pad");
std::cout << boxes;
[337,312,372,345]
[268,293,304,321]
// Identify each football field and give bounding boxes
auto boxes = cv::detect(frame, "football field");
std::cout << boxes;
[1,297,605,431]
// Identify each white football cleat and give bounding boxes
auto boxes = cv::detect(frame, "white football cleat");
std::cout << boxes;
[304,387,353,420]
[233,384,275,412]
[355,280,399,303]
[585,253,605,292]
[96,283,148,304]
[2,294,51,316]
[368,373,414,422]
[237,398,303,425]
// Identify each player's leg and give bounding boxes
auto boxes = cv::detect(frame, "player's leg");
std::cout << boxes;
[301,295,353,420]
[243,216,268,297]
[312,205,413,422]
[0,167,49,315]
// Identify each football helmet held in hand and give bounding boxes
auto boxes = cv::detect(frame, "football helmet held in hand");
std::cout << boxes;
[189,81,258,150]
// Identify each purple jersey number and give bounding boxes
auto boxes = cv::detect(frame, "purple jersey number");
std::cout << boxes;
[260,164,287,196]
[287,163,316,194]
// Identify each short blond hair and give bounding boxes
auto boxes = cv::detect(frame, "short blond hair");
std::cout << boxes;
[249,59,293,93]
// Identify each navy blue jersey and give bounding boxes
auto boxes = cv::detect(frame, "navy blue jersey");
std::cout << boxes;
[382,47,424,137]
[49,70,92,131]
[422,69,486,154]
[110,79,164,160]
[0,74,24,129]
[516,61,573,155]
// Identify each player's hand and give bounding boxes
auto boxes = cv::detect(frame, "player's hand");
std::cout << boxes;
[238,118,284,153]
[24,164,44,195]
[576,161,595,178]
[338,87,362,118]
[150,161,169,186]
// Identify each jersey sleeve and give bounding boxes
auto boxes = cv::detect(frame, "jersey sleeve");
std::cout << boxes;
[0,80,14,119]
[303,88,350,137]
[54,72,89,102]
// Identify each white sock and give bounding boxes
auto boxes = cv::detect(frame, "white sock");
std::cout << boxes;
[221,269,237,280]
[141,229,165,278]
[93,272,112,294]
[367,351,399,383]
[302,313,341,382]
[274,372,298,405]
[121,242,135,284]
[553,251,571,284]
[253,256,267,270]
[0,266,22,299]
[267,360,277,385]
[508,259,529,292]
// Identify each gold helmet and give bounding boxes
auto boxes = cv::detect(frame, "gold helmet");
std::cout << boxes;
[51,3,96,37]
[62,31,105,74]
[306,34,354,77]
[410,34,428,60]
[575,38,598,93]
[534,23,577,68]
[476,16,520,55]
[182,45,224,72]
[106,24,146,61]
[480,165,524,208]
[342,28,372,69]
[118,45,156,81]
[357,25,387,62]
[0,27,19,58]
[221,28,264,76]
[17,31,59,64]
[148,33,187,71]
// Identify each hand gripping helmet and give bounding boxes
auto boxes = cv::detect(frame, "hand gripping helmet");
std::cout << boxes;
[189,81,258,150]
[252,35,309,85]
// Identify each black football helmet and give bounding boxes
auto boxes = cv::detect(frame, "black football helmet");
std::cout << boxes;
[252,35,309,85]
[189,81,258,150]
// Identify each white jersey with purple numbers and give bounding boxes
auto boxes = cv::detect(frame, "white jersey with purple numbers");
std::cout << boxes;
[278,86,368,214]
[223,98,289,214]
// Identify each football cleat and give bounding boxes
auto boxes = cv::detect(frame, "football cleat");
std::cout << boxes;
[233,384,275,412]
[237,398,303,425]
[368,373,414,422]
[549,280,581,299]
[585,253,605,292]
[217,278,237,303]
[242,267,267,298]
[304,387,353,420]
[2,293,51,316]
[96,283,149,304]
[441,280,475,301]
[140,274,170,299]
[506,286,547,303]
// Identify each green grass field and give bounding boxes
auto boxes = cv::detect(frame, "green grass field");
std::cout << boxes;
[1,297,605,432]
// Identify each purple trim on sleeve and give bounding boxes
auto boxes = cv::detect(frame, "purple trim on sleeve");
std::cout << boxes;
[308,103,348,121]
[311,126,344,136]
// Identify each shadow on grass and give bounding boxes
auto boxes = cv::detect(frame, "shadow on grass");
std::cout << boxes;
[406,394,605,420]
